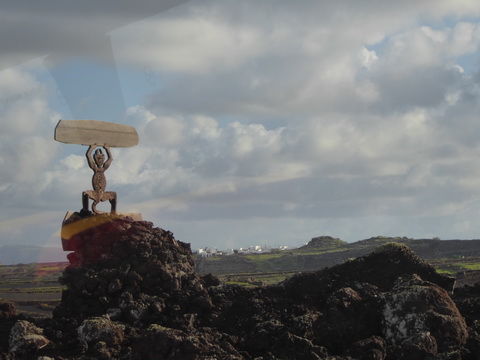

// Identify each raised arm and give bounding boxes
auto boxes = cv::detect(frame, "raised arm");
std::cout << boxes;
[103,145,113,170]
[85,145,97,170]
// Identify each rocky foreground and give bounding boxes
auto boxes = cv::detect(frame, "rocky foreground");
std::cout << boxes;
[1,215,480,359]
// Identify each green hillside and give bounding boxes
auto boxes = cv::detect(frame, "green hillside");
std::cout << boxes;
[195,236,480,286]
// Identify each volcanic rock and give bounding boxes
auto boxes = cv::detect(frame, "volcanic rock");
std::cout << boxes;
[0,300,17,355]
[55,214,209,327]
[3,216,479,359]
[349,336,387,360]
[383,274,467,354]
[77,316,125,348]
[0,299,15,321]
[8,320,50,356]
[131,324,244,360]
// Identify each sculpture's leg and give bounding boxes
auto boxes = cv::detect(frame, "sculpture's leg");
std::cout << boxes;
[103,192,117,213]
[83,190,101,214]
[82,192,89,212]
[82,191,96,213]
[110,198,117,213]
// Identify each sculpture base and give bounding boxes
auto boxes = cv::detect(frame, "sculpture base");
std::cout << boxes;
[61,211,143,251]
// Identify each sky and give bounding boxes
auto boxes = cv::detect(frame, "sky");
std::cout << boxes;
[2,1,480,256]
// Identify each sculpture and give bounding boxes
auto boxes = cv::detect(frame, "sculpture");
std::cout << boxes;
[83,145,116,214]
[54,119,139,214]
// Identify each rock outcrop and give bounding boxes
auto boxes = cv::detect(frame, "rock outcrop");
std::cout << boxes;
[8,320,50,356]
[383,275,467,357]
[1,215,479,359]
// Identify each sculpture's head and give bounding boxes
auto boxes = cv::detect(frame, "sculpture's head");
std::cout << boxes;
[93,149,105,166]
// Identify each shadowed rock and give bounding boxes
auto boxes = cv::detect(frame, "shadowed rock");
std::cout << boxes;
[9,320,50,356]
[0,299,16,354]
[0,299,16,321]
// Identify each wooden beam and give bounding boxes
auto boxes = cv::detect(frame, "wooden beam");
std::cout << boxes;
[54,120,139,147]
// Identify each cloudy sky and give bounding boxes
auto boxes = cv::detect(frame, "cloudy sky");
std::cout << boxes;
[2,0,480,256]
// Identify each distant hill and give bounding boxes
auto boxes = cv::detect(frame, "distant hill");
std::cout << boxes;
[0,245,66,265]
[299,235,347,249]
[195,236,480,275]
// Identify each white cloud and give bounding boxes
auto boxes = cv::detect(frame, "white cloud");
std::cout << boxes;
[113,17,262,74]
[360,47,378,69]
[450,22,480,56]
[117,108,288,188]
[143,115,186,147]
[0,68,48,140]
[60,154,85,171]
[0,65,62,193]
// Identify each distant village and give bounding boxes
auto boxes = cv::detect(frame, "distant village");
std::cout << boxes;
[194,244,292,257]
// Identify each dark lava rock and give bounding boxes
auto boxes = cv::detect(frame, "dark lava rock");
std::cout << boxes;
[0,300,15,321]
[452,283,480,358]
[55,214,210,326]
[349,336,387,360]
[131,325,243,360]
[0,299,16,354]
[3,217,478,359]
[453,283,480,325]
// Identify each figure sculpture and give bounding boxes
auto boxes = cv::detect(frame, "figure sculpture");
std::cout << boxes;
[55,119,142,251]
[54,119,139,215]
[82,145,117,214]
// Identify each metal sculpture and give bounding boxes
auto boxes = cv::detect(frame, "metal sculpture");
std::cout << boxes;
[83,145,116,213]
[54,119,139,214]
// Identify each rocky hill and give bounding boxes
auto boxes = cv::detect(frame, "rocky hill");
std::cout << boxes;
[195,236,480,275]
[1,216,480,359]
[300,235,347,249]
